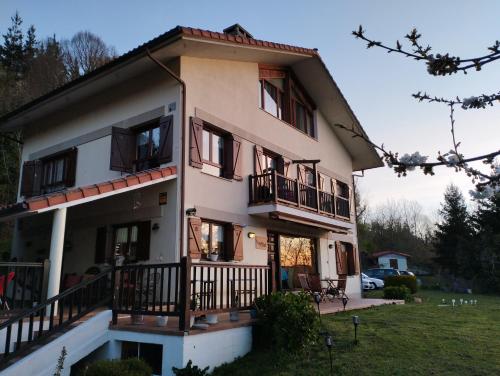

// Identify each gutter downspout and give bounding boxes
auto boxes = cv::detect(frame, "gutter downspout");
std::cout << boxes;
[146,49,187,258]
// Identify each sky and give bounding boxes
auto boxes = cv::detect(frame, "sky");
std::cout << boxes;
[1,0,499,218]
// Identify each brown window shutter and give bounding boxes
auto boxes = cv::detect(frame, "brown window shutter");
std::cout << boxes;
[64,147,78,187]
[94,226,107,264]
[283,157,291,177]
[297,164,306,183]
[335,241,346,276]
[188,216,202,258]
[224,135,243,180]
[136,221,151,261]
[20,160,42,198]
[189,117,203,168]
[158,115,174,164]
[110,127,135,172]
[276,156,285,175]
[346,244,356,276]
[354,246,360,274]
[254,145,264,175]
[225,224,243,261]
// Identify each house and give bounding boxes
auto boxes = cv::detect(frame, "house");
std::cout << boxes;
[372,251,411,271]
[0,24,382,375]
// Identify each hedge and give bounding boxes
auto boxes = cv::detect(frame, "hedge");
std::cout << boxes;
[385,275,418,293]
[383,285,411,301]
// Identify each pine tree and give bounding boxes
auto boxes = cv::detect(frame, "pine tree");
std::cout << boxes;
[0,12,25,78]
[434,184,475,277]
[473,193,500,291]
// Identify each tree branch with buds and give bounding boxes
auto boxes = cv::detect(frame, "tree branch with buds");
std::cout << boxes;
[347,25,500,198]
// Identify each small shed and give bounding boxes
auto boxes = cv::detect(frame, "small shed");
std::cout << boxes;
[372,251,411,271]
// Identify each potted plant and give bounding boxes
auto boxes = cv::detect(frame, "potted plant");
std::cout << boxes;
[230,295,240,322]
[209,251,219,262]
[190,294,200,328]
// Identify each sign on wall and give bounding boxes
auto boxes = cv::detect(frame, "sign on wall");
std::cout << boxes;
[255,236,267,250]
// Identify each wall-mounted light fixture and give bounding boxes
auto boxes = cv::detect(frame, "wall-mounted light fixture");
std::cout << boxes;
[328,244,334,249]
[185,208,197,217]
[247,232,256,239]
[152,223,160,231]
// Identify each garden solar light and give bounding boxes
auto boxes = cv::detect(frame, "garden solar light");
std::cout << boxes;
[465,300,468,304]
[313,292,322,324]
[452,299,456,307]
[442,299,446,304]
[352,315,360,344]
[342,296,348,310]
[460,298,463,305]
[325,333,334,375]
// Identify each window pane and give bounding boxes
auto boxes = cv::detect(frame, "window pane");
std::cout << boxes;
[116,227,129,243]
[258,80,263,108]
[202,130,210,161]
[151,127,160,156]
[56,158,65,183]
[212,134,224,165]
[130,225,138,242]
[211,224,224,254]
[264,81,278,116]
[137,130,149,160]
[295,101,306,132]
[201,222,210,254]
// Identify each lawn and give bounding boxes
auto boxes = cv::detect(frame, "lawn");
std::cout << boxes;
[213,291,500,376]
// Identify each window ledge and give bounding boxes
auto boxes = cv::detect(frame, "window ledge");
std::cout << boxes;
[258,108,318,142]
[200,170,234,182]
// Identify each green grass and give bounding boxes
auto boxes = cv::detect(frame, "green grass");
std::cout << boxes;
[213,291,500,376]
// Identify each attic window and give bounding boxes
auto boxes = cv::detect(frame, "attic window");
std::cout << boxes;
[258,65,316,138]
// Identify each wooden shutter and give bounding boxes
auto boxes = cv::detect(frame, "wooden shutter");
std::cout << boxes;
[335,241,347,275]
[188,216,202,258]
[225,224,243,261]
[189,117,203,168]
[224,135,242,180]
[64,148,78,187]
[297,164,306,183]
[94,226,107,264]
[20,160,42,197]
[158,115,174,164]
[354,246,360,274]
[254,145,264,175]
[276,156,285,175]
[110,127,135,172]
[346,244,356,276]
[136,221,151,261]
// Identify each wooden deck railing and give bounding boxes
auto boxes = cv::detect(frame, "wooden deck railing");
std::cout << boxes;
[0,260,50,312]
[249,170,350,220]
[111,258,273,331]
[0,269,111,363]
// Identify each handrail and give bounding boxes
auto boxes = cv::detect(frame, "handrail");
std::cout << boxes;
[0,269,111,330]
[0,262,44,267]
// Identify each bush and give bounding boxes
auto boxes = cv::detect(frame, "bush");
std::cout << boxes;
[81,358,152,376]
[383,285,411,301]
[385,275,418,293]
[253,292,319,353]
[172,360,210,376]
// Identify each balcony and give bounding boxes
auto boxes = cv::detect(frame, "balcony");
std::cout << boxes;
[248,171,352,227]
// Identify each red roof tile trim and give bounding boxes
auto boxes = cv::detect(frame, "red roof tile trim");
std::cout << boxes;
[22,166,176,212]
[179,27,318,56]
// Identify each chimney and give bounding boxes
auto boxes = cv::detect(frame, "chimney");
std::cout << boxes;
[223,24,254,39]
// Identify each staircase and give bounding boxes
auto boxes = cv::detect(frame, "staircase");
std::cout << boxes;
[0,269,112,371]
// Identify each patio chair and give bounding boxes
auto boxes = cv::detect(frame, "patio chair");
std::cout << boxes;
[297,273,327,301]
[325,275,349,302]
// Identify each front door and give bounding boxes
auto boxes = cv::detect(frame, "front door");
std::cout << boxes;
[267,231,280,291]
[389,258,398,269]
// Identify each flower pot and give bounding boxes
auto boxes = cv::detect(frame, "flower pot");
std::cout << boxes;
[209,253,219,262]
[131,314,144,325]
[206,313,218,324]
[156,316,168,327]
[230,310,240,322]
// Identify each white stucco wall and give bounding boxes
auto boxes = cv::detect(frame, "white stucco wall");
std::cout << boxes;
[378,254,408,271]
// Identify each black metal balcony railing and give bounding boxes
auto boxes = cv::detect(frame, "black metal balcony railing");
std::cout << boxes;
[249,170,350,220]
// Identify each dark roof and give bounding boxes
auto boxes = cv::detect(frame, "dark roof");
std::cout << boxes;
[372,251,412,258]
[0,25,317,125]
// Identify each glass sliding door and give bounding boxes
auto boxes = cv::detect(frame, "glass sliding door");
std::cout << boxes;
[279,235,316,289]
